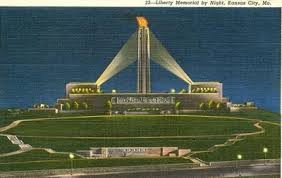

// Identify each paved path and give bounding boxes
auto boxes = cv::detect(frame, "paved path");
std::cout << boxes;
[187,121,266,164]
[0,134,32,157]
[188,122,264,155]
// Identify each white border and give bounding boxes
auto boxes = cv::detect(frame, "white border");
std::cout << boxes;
[0,0,280,7]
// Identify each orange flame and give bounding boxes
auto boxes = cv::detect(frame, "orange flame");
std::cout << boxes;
[136,16,148,27]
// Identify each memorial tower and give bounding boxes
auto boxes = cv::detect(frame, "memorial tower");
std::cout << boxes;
[136,17,151,93]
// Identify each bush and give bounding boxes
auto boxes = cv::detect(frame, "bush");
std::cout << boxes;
[208,100,217,110]
[106,100,112,110]
[216,103,225,111]
[175,102,181,110]
[179,89,186,93]
[63,102,71,110]
[81,102,88,110]
[199,103,208,110]
[72,101,79,110]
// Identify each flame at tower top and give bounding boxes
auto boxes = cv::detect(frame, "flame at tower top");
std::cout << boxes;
[136,16,148,27]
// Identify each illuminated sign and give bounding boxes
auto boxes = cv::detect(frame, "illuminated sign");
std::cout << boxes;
[111,96,175,105]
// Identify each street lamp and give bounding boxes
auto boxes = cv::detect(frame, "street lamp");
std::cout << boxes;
[69,153,75,176]
[236,154,242,176]
[263,147,268,165]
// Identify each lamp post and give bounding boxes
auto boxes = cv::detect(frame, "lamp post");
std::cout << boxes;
[69,153,75,176]
[263,147,268,165]
[237,154,242,176]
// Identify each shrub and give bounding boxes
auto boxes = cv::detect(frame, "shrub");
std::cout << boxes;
[175,101,181,110]
[81,102,88,110]
[216,103,225,111]
[63,102,71,110]
[199,103,208,110]
[72,101,79,110]
[106,100,112,110]
[208,100,217,110]
[179,89,186,93]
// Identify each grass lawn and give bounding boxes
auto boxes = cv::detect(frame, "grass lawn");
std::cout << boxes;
[0,111,279,171]
[19,136,229,152]
[192,109,280,123]
[0,150,192,172]
[0,150,68,163]
[0,136,19,154]
[0,111,57,128]
[0,110,100,128]
[194,123,280,162]
[4,116,258,137]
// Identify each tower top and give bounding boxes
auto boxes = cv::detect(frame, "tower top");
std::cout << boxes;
[136,16,148,27]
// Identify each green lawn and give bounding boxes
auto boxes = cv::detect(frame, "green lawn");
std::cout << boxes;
[194,123,280,161]
[4,116,258,137]
[19,136,229,152]
[0,150,68,163]
[192,109,280,123]
[0,109,99,128]
[0,150,192,172]
[0,136,19,154]
[0,109,279,129]
[0,110,57,128]
[0,111,280,171]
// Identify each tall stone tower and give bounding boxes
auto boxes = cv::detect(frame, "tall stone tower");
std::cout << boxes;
[136,17,151,93]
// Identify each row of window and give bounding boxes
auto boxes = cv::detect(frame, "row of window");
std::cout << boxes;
[127,108,160,111]
[191,87,218,93]
[70,88,99,93]
[121,148,148,152]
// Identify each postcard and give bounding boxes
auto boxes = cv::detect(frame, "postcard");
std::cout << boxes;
[0,1,280,177]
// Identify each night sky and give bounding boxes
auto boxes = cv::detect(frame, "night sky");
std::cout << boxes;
[0,8,280,112]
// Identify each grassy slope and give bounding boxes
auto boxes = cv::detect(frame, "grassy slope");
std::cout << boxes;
[0,150,68,163]
[0,109,279,129]
[4,116,258,137]
[0,110,100,128]
[0,111,57,128]
[19,136,229,152]
[0,150,191,172]
[194,123,280,161]
[0,110,279,171]
[0,136,19,154]
[192,109,280,123]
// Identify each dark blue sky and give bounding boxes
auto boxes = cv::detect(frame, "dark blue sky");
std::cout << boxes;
[0,8,280,112]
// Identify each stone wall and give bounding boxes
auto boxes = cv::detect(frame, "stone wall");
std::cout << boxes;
[78,147,192,158]
[57,93,227,113]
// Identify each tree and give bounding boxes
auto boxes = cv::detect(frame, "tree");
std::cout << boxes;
[208,100,217,110]
[179,89,186,93]
[64,102,71,110]
[175,101,181,114]
[175,101,181,110]
[72,101,79,110]
[106,100,112,115]
[106,100,112,114]
[216,103,225,111]
[81,102,88,110]
[199,103,207,110]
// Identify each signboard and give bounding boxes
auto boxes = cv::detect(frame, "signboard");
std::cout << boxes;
[111,96,175,105]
